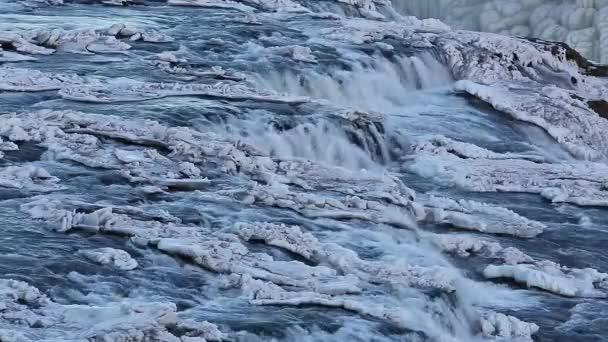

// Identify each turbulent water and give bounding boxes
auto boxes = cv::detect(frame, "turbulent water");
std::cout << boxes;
[1,1,608,341]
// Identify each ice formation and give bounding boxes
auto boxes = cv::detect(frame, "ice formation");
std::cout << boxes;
[0,23,172,57]
[0,165,64,192]
[479,312,539,340]
[150,52,247,81]
[392,0,608,63]
[0,67,307,104]
[20,196,480,337]
[406,137,608,206]
[431,233,534,265]
[0,108,549,339]
[484,261,608,298]
[169,0,309,13]
[454,80,608,161]
[60,79,308,104]
[78,248,139,270]
[0,279,225,341]
[2,0,608,340]
[432,232,608,297]
[0,68,79,92]
[422,195,545,237]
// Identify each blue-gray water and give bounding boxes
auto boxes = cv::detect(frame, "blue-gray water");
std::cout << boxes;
[1,1,607,341]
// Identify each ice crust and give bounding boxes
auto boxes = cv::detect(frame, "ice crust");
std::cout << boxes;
[0,24,172,57]
[432,233,608,298]
[484,261,608,298]
[2,0,608,340]
[0,165,65,192]
[0,109,550,340]
[480,312,539,341]
[78,248,139,270]
[454,80,608,161]
[0,67,306,104]
[423,195,545,238]
[18,0,393,19]
[392,0,608,63]
[149,52,247,81]
[0,279,225,342]
[319,17,608,161]
[406,136,608,207]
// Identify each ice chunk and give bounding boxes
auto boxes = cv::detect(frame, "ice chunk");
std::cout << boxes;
[0,165,64,192]
[424,195,545,238]
[407,138,608,207]
[78,248,138,270]
[236,222,323,261]
[480,312,539,340]
[0,279,224,341]
[484,261,608,297]
[0,67,80,92]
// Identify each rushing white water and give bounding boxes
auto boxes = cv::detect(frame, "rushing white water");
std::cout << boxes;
[1,1,607,341]
[225,119,381,170]
[254,52,452,112]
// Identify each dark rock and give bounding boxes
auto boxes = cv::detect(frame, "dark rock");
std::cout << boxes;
[588,100,608,120]
[525,38,608,77]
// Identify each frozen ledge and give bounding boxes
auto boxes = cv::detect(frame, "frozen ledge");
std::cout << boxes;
[0,67,308,104]
[455,80,608,161]
[0,279,226,341]
[484,262,608,298]
[406,137,608,207]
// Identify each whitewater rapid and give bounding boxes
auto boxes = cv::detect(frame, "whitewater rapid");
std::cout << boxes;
[0,1,607,341]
